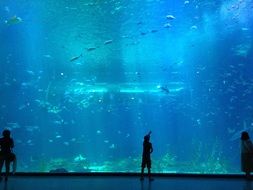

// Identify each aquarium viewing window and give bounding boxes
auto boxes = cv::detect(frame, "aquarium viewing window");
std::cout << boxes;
[0,0,253,173]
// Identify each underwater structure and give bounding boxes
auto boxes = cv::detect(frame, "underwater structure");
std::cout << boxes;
[0,0,253,173]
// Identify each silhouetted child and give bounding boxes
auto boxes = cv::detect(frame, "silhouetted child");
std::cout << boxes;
[241,131,253,179]
[140,131,153,181]
[0,129,15,181]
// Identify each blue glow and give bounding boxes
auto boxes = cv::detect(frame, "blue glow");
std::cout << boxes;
[0,0,253,174]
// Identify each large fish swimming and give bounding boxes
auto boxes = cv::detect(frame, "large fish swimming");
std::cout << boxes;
[5,16,22,25]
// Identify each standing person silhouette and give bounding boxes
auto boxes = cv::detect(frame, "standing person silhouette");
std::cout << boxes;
[140,131,153,181]
[241,131,253,179]
[0,129,14,181]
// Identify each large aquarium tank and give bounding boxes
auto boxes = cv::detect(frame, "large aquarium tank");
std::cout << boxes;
[0,0,252,174]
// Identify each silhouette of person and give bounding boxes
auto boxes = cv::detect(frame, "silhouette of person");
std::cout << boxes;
[241,131,253,179]
[0,129,14,181]
[140,131,153,181]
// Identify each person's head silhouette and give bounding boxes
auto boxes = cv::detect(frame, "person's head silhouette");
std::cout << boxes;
[241,131,250,141]
[2,129,11,138]
[144,135,150,142]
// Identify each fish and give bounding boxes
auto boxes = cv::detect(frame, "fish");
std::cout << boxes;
[86,47,97,51]
[160,86,170,94]
[5,16,22,25]
[55,135,62,139]
[140,32,147,36]
[74,154,86,162]
[241,28,249,31]
[104,40,113,45]
[26,70,35,75]
[151,29,158,33]
[109,144,116,149]
[43,54,52,59]
[70,54,82,62]
[164,23,172,28]
[191,25,198,30]
[166,15,176,20]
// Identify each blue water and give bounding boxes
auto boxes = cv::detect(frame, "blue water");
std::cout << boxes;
[0,0,253,173]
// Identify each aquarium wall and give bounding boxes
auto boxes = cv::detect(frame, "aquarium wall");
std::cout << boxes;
[0,0,253,173]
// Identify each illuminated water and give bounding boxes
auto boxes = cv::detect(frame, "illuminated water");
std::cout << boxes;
[0,0,253,173]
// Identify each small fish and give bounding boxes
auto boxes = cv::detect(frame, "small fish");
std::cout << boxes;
[151,29,158,33]
[86,47,97,51]
[241,28,249,31]
[71,138,76,142]
[70,54,82,62]
[109,144,115,149]
[104,40,113,45]
[5,16,22,25]
[26,70,35,75]
[140,32,147,36]
[96,130,102,134]
[166,15,176,20]
[191,25,198,30]
[164,23,172,28]
[160,86,170,94]
[18,104,26,110]
[74,154,86,162]
[43,54,52,59]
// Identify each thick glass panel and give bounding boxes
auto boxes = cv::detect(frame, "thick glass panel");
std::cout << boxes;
[0,0,252,173]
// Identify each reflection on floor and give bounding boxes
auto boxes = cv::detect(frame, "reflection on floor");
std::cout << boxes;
[0,176,252,190]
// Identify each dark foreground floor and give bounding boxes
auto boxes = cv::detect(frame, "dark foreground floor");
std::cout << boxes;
[0,176,252,190]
